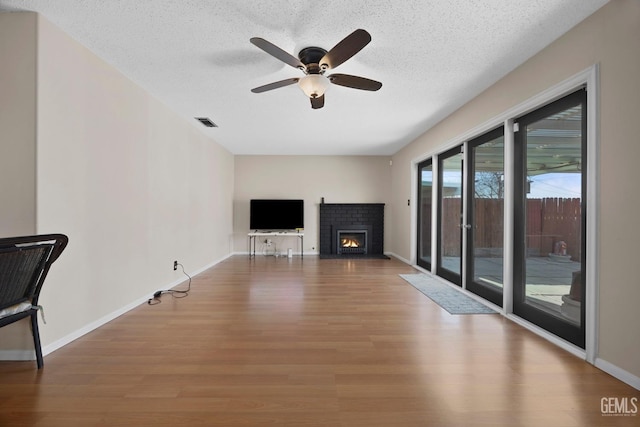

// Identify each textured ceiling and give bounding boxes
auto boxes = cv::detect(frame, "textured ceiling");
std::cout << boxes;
[0,0,608,155]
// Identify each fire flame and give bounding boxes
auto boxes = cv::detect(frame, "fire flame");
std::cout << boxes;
[341,238,360,248]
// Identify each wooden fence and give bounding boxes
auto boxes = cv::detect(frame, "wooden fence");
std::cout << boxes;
[525,197,581,261]
[420,192,581,261]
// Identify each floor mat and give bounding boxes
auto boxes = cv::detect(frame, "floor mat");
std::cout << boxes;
[400,274,497,314]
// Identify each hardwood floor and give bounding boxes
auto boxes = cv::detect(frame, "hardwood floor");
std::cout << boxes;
[0,256,636,426]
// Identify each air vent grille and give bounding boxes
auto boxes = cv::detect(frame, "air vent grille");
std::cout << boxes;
[195,117,218,127]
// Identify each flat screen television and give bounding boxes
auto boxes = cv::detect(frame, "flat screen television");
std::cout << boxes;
[250,199,304,231]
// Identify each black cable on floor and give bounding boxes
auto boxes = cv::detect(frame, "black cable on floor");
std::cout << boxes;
[147,262,192,305]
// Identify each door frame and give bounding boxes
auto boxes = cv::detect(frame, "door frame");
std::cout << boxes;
[512,88,587,348]
[416,158,434,271]
[465,126,505,307]
[436,145,464,286]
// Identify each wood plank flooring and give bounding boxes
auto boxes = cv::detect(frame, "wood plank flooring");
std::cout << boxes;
[0,256,637,426]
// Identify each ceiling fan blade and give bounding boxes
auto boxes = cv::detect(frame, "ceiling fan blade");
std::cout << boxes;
[310,95,325,109]
[251,78,300,93]
[250,37,305,69]
[328,74,382,91]
[320,29,371,69]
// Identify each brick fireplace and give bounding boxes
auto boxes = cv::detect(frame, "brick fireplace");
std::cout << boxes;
[319,203,386,258]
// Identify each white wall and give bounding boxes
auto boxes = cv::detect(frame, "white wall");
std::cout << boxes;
[390,0,640,380]
[0,13,234,356]
[0,12,37,237]
[233,155,391,254]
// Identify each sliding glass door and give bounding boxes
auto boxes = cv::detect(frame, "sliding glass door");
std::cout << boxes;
[513,89,586,348]
[417,159,433,270]
[414,85,589,349]
[466,128,505,307]
[437,146,464,286]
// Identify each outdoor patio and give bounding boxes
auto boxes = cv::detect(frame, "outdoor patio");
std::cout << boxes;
[441,255,581,309]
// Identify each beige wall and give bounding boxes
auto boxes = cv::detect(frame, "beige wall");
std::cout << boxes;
[0,13,37,236]
[233,156,391,254]
[0,13,234,355]
[390,0,640,379]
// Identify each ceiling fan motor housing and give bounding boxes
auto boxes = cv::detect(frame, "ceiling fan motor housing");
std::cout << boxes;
[298,47,329,73]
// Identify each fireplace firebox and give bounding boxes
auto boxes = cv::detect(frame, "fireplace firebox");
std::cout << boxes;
[337,230,367,255]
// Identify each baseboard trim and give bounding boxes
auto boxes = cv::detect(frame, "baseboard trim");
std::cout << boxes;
[385,252,411,264]
[0,350,35,362]
[37,253,233,358]
[43,292,152,356]
[505,313,587,360]
[595,358,640,391]
[394,257,639,391]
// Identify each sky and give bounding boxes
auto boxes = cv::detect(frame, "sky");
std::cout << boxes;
[423,171,582,199]
[528,172,581,199]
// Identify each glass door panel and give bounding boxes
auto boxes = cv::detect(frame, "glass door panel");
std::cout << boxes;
[417,159,433,270]
[437,146,463,285]
[514,89,586,348]
[467,128,505,306]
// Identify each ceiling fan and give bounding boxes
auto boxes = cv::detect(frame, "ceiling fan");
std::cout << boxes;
[250,29,382,109]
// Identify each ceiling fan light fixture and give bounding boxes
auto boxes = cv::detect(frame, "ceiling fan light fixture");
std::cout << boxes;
[298,74,330,98]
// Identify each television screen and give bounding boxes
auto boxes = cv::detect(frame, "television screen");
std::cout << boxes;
[250,199,304,231]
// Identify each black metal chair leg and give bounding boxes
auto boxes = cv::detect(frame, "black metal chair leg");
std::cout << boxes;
[31,312,44,369]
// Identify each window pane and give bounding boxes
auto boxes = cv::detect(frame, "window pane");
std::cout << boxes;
[419,163,433,267]
[524,105,583,326]
[472,135,505,290]
[440,152,463,276]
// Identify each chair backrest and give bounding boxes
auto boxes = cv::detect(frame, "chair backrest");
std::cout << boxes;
[0,234,68,310]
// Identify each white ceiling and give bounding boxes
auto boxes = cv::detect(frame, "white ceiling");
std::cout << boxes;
[0,0,608,155]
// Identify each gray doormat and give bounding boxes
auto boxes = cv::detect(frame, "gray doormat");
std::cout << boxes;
[400,274,497,314]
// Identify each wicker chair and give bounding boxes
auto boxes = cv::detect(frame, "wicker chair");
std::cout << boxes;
[0,234,68,368]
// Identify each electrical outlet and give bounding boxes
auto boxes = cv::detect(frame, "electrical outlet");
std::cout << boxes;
[173,260,178,271]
